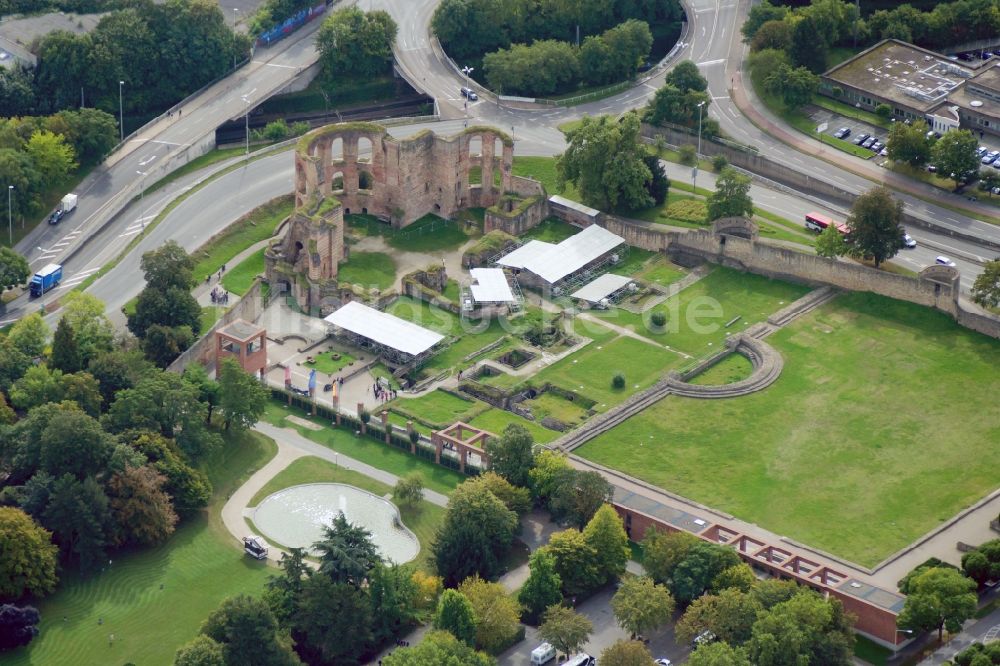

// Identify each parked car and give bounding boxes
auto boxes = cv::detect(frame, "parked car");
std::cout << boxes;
[927,164,938,172]
[655,660,673,666]
[935,255,957,267]
[863,136,878,149]
[977,146,989,157]
[880,146,889,156]
[903,233,917,248]
[992,160,1000,169]
[460,86,478,101]
[693,630,718,648]
[531,643,556,665]
[871,141,884,152]
[982,151,999,164]
[854,133,870,145]
[833,127,851,139]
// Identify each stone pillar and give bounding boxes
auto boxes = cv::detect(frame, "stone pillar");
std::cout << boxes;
[459,447,467,474]
[381,411,390,444]
[501,142,514,192]
[357,401,366,435]
[407,420,415,454]
[432,433,442,464]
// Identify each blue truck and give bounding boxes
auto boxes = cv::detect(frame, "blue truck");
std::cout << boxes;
[29,263,62,298]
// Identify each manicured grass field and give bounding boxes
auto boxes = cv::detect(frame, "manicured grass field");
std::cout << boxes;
[264,401,465,495]
[594,267,811,357]
[577,292,1000,567]
[468,407,560,444]
[303,349,357,375]
[391,389,483,426]
[191,196,290,284]
[688,353,753,385]
[532,334,683,410]
[512,157,581,202]
[6,430,278,666]
[637,257,687,287]
[387,214,470,252]
[221,249,264,296]
[524,391,590,427]
[338,251,397,290]
[248,456,446,572]
[522,217,580,243]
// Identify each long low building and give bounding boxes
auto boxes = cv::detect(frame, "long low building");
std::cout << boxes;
[497,224,625,287]
[324,301,444,367]
[570,273,635,307]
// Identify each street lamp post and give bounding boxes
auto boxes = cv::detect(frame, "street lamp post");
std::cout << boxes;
[118,80,125,142]
[462,66,473,125]
[693,100,706,192]
[137,170,148,227]
[243,97,251,157]
[7,185,12,247]
[233,8,239,70]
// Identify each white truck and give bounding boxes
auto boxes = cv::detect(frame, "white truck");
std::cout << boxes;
[48,193,77,225]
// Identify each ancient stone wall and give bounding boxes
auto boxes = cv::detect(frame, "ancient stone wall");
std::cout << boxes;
[168,280,266,374]
[484,195,548,235]
[295,123,514,228]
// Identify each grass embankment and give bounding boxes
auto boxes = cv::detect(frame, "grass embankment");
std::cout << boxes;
[6,429,278,666]
[579,291,1000,567]
[337,251,397,291]
[192,195,291,284]
[263,400,465,496]
[688,353,754,385]
[247,456,446,573]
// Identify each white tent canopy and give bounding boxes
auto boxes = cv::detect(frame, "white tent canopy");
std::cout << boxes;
[570,273,632,303]
[324,301,444,357]
[496,240,555,270]
[497,225,625,285]
[469,268,516,303]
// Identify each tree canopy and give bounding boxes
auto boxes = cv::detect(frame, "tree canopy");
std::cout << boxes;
[316,8,398,81]
[931,129,980,189]
[484,423,535,487]
[433,478,518,586]
[845,186,905,268]
[972,259,1000,309]
[897,566,978,640]
[382,630,496,666]
[0,507,58,601]
[0,247,29,291]
[706,167,754,222]
[539,604,593,657]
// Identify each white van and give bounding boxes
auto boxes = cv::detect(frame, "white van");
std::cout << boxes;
[531,643,556,664]
[564,654,594,666]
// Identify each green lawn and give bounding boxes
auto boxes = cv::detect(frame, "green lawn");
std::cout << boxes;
[594,267,811,357]
[264,400,465,495]
[247,456,446,573]
[637,257,687,287]
[191,196,291,284]
[338,251,397,290]
[6,430,278,666]
[524,391,591,427]
[577,292,1000,567]
[388,214,471,252]
[521,217,580,243]
[688,353,753,385]
[512,157,582,202]
[391,389,483,426]
[532,333,683,410]
[468,407,561,444]
[200,305,223,332]
[303,349,357,375]
[221,249,264,296]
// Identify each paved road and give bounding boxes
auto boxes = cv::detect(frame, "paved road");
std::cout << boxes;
[919,588,1000,664]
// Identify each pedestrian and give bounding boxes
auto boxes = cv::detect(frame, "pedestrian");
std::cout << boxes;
[205,274,210,284]
[222,263,227,272]
[179,108,182,117]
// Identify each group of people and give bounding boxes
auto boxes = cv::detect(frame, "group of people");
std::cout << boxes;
[210,287,229,305]
[372,378,397,403]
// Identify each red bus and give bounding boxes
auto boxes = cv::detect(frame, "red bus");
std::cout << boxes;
[805,211,849,235]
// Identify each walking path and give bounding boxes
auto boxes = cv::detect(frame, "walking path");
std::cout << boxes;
[194,237,273,308]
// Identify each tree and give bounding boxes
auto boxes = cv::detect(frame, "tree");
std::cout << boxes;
[742,1,790,42]
[745,590,854,666]
[87,349,153,409]
[961,550,992,588]
[611,575,675,639]
[645,83,712,130]
[369,562,419,644]
[600,639,657,666]
[972,259,1000,308]
[897,566,978,640]
[459,575,522,653]
[201,595,301,666]
[711,563,756,594]
[50,318,82,374]
[464,471,531,514]
[549,469,614,529]
[292,575,372,665]
[887,119,932,167]
[687,642,752,666]
[434,588,477,646]
[643,155,670,206]
[583,503,630,584]
[0,604,41,651]
[107,464,178,546]
[484,423,535,487]
[183,363,220,425]
[543,529,603,597]
[8,313,49,359]
[671,541,743,603]
[0,507,58,601]
[483,40,581,97]
[25,130,77,188]
[42,474,114,572]
[0,247,29,291]
[382,630,495,666]
[142,323,195,368]
[37,408,112,479]
[557,112,653,212]
[676,587,762,646]
[264,547,311,625]
[128,431,211,515]
[174,635,226,666]
[217,357,268,430]
[750,20,792,53]
[815,220,848,259]
[529,449,572,507]
[789,16,827,74]
[539,604,593,658]
[9,365,63,412]
[931,129,980,190]
[433,479,518,586]
[519,550,563,624]
[128,241,200,339]
[706,167,754,222]
[312,513,380,585]
[60,371,102,418]
[641,526,700,585]
[0,393,14,425]
[60,292,115,365]
[845,186,905,268]
[316,8,398,80]
[763,64,819,110]
[56,108,119,163]
[412,570,444,610]
[393,472,425,508]
[667,60,708,92]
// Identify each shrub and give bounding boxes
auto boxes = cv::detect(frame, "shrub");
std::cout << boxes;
[662,199,708,223]
[612,373,626,389]
[651,311,667,328]
[678,144,697,165]
[875,103,892,120]
[712,154,728,172]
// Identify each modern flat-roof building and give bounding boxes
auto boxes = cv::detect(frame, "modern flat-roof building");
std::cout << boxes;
[821,39,1000,136]
[324,301,444,369]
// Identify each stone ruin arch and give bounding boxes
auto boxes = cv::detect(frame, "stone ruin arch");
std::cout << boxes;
[294,122,514,228]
